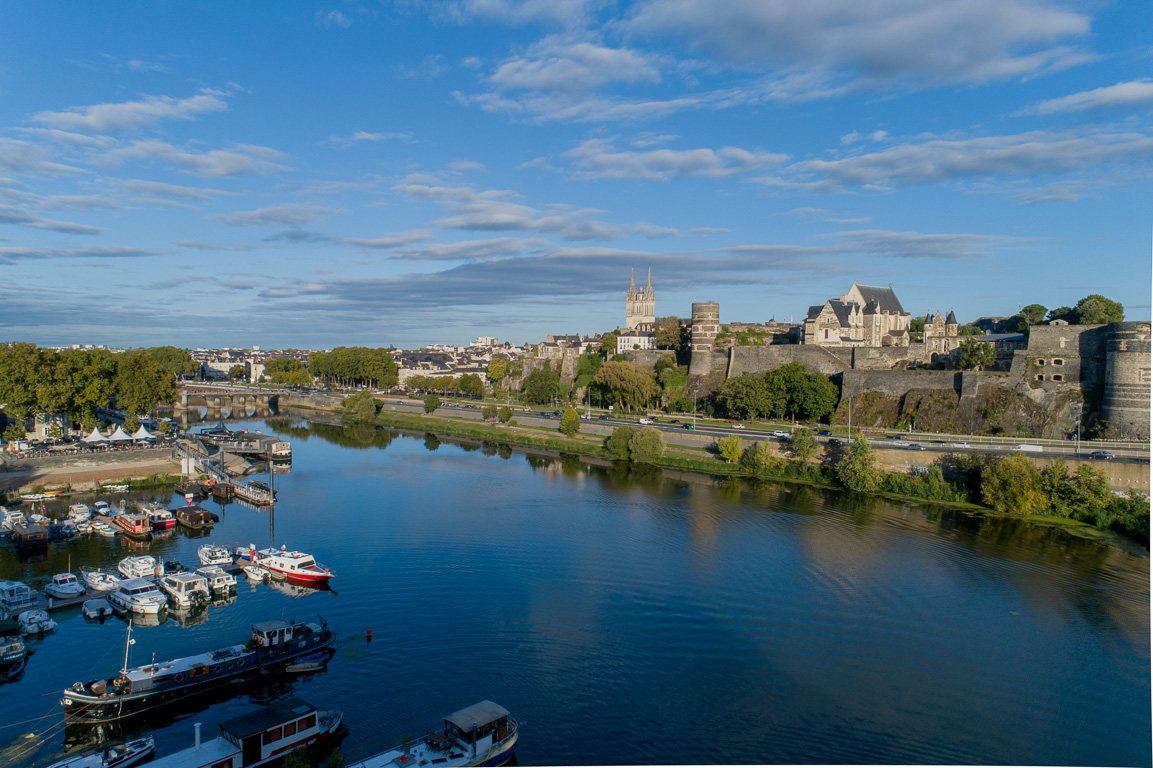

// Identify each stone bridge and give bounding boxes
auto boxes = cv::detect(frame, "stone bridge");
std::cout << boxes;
[175,384,279,417]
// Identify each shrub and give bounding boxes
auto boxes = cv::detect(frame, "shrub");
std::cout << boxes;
[423,395,440,413]
[835,434,883,492]
[559,408,581,436]
[482,405,498,421]
[605,425,637,460]
[628,427,666,463]
[498,406,512,423]
[981,453,1047,513]
[789,428,817,462]
[717,435,743,463]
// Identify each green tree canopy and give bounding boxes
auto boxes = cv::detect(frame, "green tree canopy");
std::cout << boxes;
[628,426,666,463]
[144,346,198,376]
[522,363,560,405]
[114,351,176,416]
[835,434,883,491]
[654,316,687,350]
[981,453,1047,513]
[459,373,485,398]
[717,434,743,463]
[1019,304,1048,325]
[228,364,246,382]
[423,394,440,413]
[591,360,659,413]
[1047,306,1074,324]
[1003,315,1029,333]
[789,428,817,462]
[486,356,509,384]
[598,332,618,357]
[309,347,397,388]
[1074,294,1124,324]
[559,407,581,436]
[605,425,637,460]
[958,338,996,370]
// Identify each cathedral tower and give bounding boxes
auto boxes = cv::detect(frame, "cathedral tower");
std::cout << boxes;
[625,268,656,330]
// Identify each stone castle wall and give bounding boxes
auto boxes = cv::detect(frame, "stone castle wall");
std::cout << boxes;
[1102,322,1151,438]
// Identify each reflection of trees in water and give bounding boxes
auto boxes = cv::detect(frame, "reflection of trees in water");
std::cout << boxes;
[459,442,481,453]
[717,476,743,501]
[263,418,397,451]
[423,433,440,451]
[524,455,551,470]
[482,441,498,457]
[498,444,512,460]
[603,460,665,492]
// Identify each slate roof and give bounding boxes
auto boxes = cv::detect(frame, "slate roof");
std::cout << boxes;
[854,284,906,314]
[946,310,958,324]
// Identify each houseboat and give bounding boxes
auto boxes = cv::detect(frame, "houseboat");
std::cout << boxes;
[0,635,26,672]
[61,617,336,723]
[112,513,153,539]
[0,508,26,531]
[174,505,216,530]
[45,736,154,768]
[146,698,344,768]
[159,573,210,608]
[196,566,237,595]
[67,504,92,522]
[0,581,41,614]
[245,546,336,584]
[347,701,517,768]
[45,573,86,600]
[198,544,233,566]
[11,523,50,549]
[107,579,166,615]
[144,507,176,531]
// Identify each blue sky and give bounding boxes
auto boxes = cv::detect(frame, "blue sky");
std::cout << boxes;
[1,1,1150,349]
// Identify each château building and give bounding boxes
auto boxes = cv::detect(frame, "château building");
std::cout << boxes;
[801,282,911,347]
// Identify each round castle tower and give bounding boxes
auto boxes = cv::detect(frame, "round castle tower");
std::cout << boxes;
[1101,321,1151,439]
[688,302,720,377]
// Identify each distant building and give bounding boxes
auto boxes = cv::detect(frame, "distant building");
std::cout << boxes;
[801,282,911,347]
[923,311,960,356]
[625,268,655,331]
[616,329,655,354]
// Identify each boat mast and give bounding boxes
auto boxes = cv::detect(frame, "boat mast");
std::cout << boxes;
[120,617,135,676]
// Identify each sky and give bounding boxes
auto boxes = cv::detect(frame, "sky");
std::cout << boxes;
[0,1,1150,350]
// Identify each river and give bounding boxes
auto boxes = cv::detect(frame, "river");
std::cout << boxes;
[1,417,1149,766]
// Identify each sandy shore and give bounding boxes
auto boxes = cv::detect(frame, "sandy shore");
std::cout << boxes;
[0,447,180,493]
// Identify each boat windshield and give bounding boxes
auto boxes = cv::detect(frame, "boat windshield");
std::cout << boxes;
[297,559,315,568]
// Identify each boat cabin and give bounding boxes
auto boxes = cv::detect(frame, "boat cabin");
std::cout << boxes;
[10,523,49,548]
[0,509,26,530]
[443,701,513,754]
[114,513,153,536]
[0,581,40,612]
[251,620,299,648]
[161,573,210,605]
[173,505,215,529]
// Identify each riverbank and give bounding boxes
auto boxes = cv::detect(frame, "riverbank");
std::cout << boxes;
[355,407,1147,548]
[0,446,181,496]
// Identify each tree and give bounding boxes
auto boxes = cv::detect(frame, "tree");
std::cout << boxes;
[718,372,772,421]
[835,434,883,491]
[47,421,64,441]
[343,391,379,422]
[1074,294,1124,324]
[981,453,1047,514]
[498,406,512,423]
[789,428,817,462]
[122,415,141,434]
[628,427,665,463]
[958,338,996,370]
[482,405,498,421]
[486,356,509,385]
[522,363,560,405]
[228,364,246,382]
[423,395,440,413]
[1003,315,1029,333]
[718,434,743,463]
[144,346,198,377]
[654,316,687,350]
[605,425,637,460]
[1019,304,1048,325]
[559,407,581,436]
[285,748,310,768]
[909,316,925,338]
[459,373,484,398]
[4,422,25,443]
[591,361,658,413]
[599,332,618,357]
[114,351,176,416]
[1047,306,1074,324]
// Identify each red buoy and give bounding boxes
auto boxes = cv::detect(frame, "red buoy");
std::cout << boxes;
[366,629,372,642]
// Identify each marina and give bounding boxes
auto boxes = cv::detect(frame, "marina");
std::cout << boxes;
[0,418,1148,766]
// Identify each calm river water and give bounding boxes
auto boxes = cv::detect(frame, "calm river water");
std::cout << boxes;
[1,417,1149,766]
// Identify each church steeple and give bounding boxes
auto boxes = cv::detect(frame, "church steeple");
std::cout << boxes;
[646,267,652,295]
[629,268,636,294]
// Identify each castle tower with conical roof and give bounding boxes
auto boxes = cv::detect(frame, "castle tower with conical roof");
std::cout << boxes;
[625,268,656,330]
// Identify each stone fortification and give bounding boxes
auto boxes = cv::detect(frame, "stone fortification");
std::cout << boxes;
[688,302,720,377]
[1102,322,1151,437]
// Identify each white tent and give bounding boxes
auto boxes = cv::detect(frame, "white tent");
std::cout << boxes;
[82,427,108,444]
[131,425,157,442]
[108,426,134,443]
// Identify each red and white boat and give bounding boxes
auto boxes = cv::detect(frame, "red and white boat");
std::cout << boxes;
[244,545,335,584]
[112,513,153,539]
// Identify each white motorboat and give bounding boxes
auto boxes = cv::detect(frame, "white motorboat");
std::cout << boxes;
[93,522,117,537]
[82,598,114,620]
[243,563,268,581]
[0,508,26,531]
[68,503,92,522]
[158,573,210,608]
[45,736,154,768]
[83,570,120,592]
[93,501,112,515]
[103,484,129,493]
[118,556,162,581]
[195,565,237,595]
[0,580,41,613]
[77,521,95,534]
[18,609,58,635]
[45,573,86,600]
[29,512,51,525]
[197,544,233,566]
[107,578,166,615]
[347,701,517,768]
[248,545,336,584]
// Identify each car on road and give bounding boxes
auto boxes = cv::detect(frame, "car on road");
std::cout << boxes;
[732,423,745,429]
[772,430,791,439]
[906,443,926,451]
[950,442,970,448]
[639,418,654,425]
[1089,450,1116,459]
[670,419,680,423]
[817,430,832,436]
[598,415,611,420]
[683,424,695,430]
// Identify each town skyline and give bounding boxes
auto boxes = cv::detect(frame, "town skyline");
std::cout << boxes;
[1,2,1150,349]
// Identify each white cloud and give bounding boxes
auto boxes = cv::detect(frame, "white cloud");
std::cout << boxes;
[1024,79,1153,115]
[627,0,1092,86]
[0,139,83,177]
[32,90,228,133]
[0,205,102,235]
[317,10,352,28]
[120,179,230,200]
[208,204,333,228]
[330,131,413,145]
[396,236,548,260]
[102,140,290,177]
[566,138,787,180]
[490,39,662,94]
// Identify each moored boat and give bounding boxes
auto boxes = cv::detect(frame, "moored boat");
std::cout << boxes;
[243,564,268,581]
[0,635,26,669]
[249,545,336,584]
[45,572,86,599]
[173,505,216,530]
[11,523,50,548]
[112,513,152,539]
[83,570,120,592]
[107,579,166,615]
[0,580,42,613]
[61,617,336,723]
[18,609,58,635]
[198,544,233,566]
[67,504,92,521]
[93,501,111,516]
[93,522,117,537]
[147,697,343,768]
[118,556,162,581]
[347,701,517,768]
[45,736,154,768]
[103,484,130,493]
[196,565,237,595]
[144,507,176,531]
[83,598,114,620]
[158,573,210,608]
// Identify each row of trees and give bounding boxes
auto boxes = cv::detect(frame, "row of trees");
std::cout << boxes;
[309,347,398,389]
[0,342,185,430]
[1004,294,1124,332]
[406,373,486,398]
[717,362,839,422]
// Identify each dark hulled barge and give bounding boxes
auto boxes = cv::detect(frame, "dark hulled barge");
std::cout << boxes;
[61,617,335,723]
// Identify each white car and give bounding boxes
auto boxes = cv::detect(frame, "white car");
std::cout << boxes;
[772,430,791,439]
[639,418,654,425]
[732,423,745,429]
